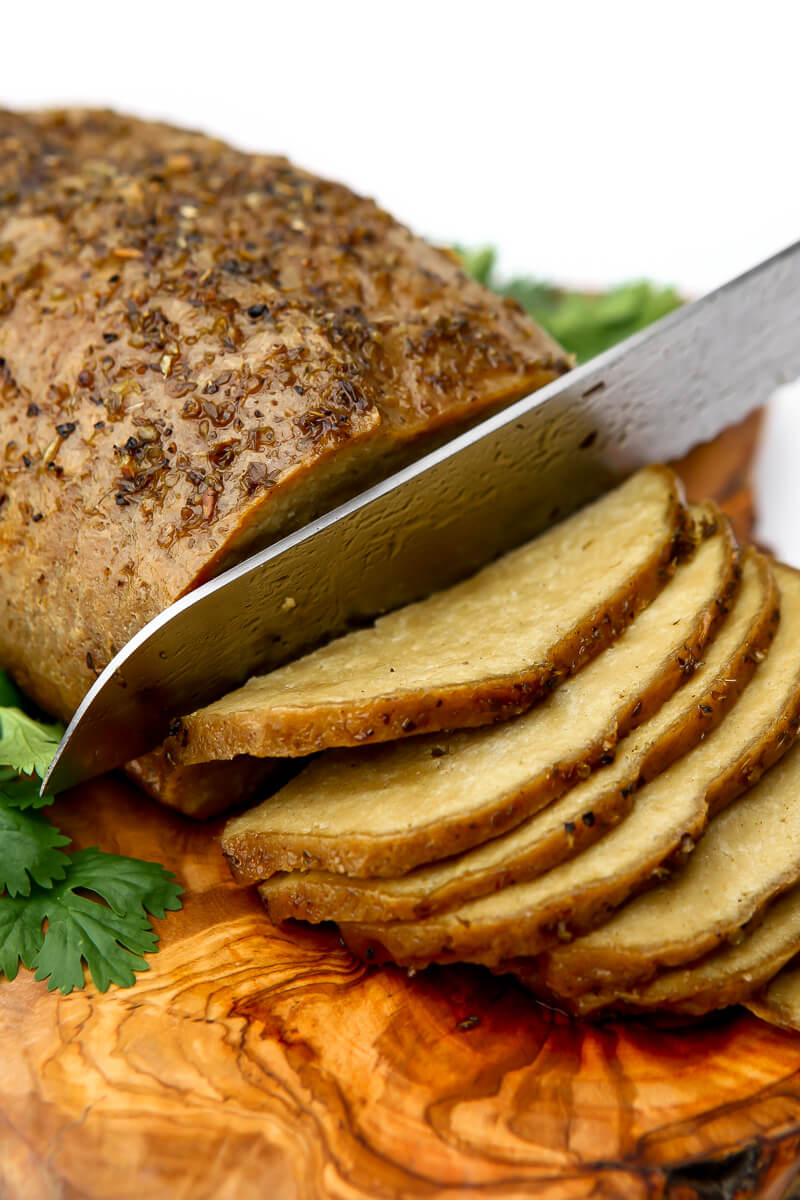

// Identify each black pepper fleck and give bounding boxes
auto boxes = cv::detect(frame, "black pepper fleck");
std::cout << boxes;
[56,422,76,438]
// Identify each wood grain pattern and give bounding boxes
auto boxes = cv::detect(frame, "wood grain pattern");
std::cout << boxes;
[3,768,800,1196]
[3,413,797,1200]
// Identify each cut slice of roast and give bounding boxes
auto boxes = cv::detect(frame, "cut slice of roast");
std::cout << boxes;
[175,466,688,766]
[339,564,800,969]
[262,540,778,925]
[223,493,721,884]
[533,718,800,1005]
[746,957,800,1032]
[591,875,800,1017]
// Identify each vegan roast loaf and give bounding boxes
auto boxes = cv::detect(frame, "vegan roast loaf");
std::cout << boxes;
[0,107,568,810]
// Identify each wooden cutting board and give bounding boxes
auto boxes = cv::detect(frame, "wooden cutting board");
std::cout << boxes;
[6,409,800,1200]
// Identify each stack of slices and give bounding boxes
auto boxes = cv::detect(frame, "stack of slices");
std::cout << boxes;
[165,464,800,1025]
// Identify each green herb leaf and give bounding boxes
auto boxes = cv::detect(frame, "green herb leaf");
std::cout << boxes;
[0,848,183,994]
[0,707,64,779]
[0,671,23,710]
[0,800,70,896]
[0,774,55,810]
[457,246,683,363]
[64,847,184,922]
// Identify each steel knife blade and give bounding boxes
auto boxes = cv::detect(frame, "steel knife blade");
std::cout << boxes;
[44,239,800,794]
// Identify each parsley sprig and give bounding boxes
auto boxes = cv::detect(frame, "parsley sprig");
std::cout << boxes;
[0,671,182,994]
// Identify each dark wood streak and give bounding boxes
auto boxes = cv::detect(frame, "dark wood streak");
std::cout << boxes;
[0,413,788,1200]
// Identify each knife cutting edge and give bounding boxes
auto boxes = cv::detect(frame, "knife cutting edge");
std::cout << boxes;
[44,239,800,795]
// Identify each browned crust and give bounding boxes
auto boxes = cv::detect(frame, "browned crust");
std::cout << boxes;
[258,544,785,927]
[183,467,690,768]
[338,584,800,970]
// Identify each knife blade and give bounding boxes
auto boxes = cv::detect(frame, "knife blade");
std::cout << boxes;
[44,240,800,795]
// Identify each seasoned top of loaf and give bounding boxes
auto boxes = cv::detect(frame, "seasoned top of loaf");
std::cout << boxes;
[0,109,567,717]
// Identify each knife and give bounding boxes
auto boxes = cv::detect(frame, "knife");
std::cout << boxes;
[44,240,800,795]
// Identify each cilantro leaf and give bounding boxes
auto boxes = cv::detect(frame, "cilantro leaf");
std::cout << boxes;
[0,801,70,896]
[0,847,182,994]
[35,893,158,994]
[0,774,55,810]
[64,847,184,921]
[0,891,46,980]
[0,671,23,709]
[0,706,64,779]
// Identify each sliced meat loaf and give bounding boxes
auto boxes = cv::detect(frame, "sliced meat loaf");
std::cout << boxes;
[747,957,800,1031]
[338,564,800,968]
[260,546,777,923]
[583,876,800,1017]
[530,637,800,1006]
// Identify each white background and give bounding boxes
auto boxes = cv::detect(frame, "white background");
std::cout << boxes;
[4,0,800,556]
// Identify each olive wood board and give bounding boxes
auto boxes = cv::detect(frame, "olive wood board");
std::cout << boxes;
[5,410,800,1200]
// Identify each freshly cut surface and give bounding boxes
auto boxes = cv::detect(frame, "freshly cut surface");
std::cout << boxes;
[260,529,768,922]
[598,875,800,1017]
[535,677,800,1005]
[536,566,800,1002]
[747,958,800,1032]
[0,108,567,814]
[339,564,800,969]
[178,467,687,767]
